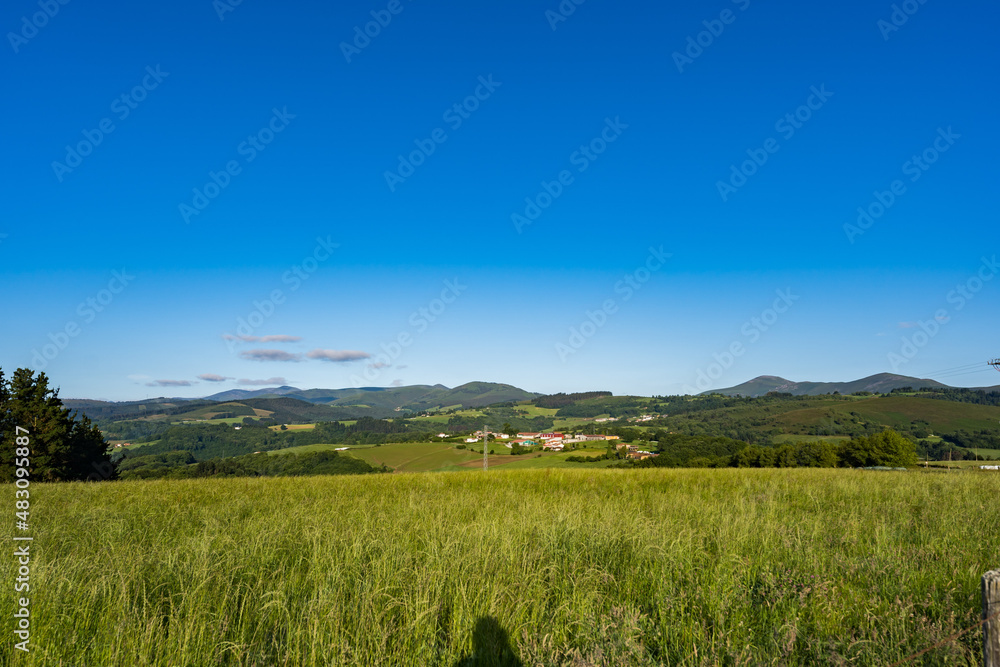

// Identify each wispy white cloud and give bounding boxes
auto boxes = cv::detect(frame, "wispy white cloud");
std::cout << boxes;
[238,377,288,386]
[306,349,370,362]
[146,379,195,387]
[197,374,232,382]
[240,349,302,362]
[222,334,302,343]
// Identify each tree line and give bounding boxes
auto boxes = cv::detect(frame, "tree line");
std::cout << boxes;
[620,430,918,469]
[119,450,388,480]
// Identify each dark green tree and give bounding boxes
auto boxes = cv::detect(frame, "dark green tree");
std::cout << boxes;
[0,368,114,482]
[838,429,917,468]
[794,441,839,468]
[0,368,10,460]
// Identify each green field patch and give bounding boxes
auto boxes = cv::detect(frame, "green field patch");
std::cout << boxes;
[171,416,260,426]
[412,408,485,424]
[516,405,559,417]
[268,423,317,431]
[265,444,343,456]
[169,401,257,421]
[409,413,456,424]
[551,416,597,427]
[969,447,1000,457]
[345,442,483,472]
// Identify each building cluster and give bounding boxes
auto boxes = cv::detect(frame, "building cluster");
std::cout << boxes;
[456,429,658,459]
[507,432,619,451]
[594,414,659,423]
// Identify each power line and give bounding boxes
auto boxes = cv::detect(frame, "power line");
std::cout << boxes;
[920,361,991,377]
[930,368,994,380]
[917,359,1000,383]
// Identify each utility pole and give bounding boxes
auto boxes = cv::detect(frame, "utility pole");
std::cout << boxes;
[483,423,488,472]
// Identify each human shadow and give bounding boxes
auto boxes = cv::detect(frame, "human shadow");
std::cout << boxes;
[451,616,524,667]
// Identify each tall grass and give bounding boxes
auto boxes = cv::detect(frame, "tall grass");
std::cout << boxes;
[2,468,998,665]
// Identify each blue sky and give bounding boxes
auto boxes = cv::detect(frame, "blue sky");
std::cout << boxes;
[2,0,998,400]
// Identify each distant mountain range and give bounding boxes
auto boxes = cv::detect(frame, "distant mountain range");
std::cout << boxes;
[63,382,541,424]
[66,375,1000,421]
[704,373,999,398]
[202,381,538,412]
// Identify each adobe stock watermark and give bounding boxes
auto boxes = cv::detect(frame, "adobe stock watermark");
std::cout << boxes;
[213,0,245,21]
[877,0,929,40]
[716,84,833,202]
[843,126,959,243]
[556,246,670,362]
[683,288,799,394]
[30,269,135,371]
[340,0,415,63]
[384,75,501,192]
[511,116,628,233]
[545,0,587,31]
[672,0,752,73]
[887,255,996,372]
[7,0,71,54]
[51,65,169,183]
[223,236,339,351]
[350,278,467,385]
[179,107,295,224]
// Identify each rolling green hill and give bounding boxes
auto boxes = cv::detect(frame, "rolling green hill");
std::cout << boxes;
[773,395,1000,433]
[707,373,950,397]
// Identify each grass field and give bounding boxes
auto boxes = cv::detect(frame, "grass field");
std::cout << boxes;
[410,409,484,424]
[514,405,558,417]
[498,451,616,470]
[5,468,999,665]
[173,416,257,426]
[965,447,1000,458]
[552,416,602,430]
[269,442,605,474]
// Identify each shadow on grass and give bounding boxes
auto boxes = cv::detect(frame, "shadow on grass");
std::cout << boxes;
[452,616,524,666]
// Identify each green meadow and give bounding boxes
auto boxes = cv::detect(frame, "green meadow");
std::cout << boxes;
[4,468,999,666]
[269,442,610,474]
